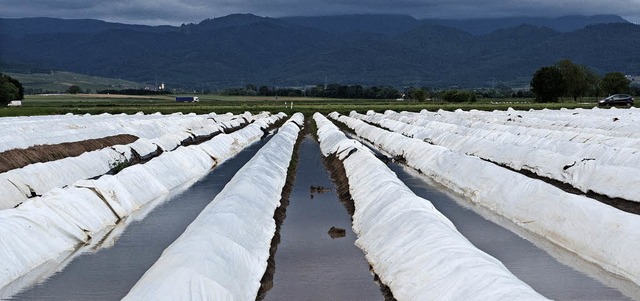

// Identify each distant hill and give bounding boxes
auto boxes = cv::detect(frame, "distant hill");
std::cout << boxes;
[423,15,629,35]
[0,17,171,38]
[282,14,628,36]
[281,14,421,35]
[0,14,637,89]
[6,71,148,93]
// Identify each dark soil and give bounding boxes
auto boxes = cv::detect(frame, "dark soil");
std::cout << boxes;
[351,113,640,215]
[0,134,138,173]
[316,117,397,301]
[327,226,346,239]
[484,159,640,215]
[256,119,305,301]
[310,185,331,193]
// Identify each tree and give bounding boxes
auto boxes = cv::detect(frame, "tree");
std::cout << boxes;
[258,85,270,96]
[583,67,601,97]
[410,88,426,101]
[376,86,401,99]
[346,85,364,98]
[441,90,475,102]
[556,59,592,101]
[530,66,565,102]
[601,72,631,95]
[4,75,24,100]
[0,73,22,105]
[67,85,82,94]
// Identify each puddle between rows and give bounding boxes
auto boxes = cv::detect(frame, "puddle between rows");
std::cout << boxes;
[337,126,637,300]
[387,161,637,301]
[263,136,384,301]
[6,137,272,301]
[8,128,636,300]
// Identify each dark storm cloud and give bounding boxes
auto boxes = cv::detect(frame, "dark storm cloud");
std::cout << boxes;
[1,0,638,25]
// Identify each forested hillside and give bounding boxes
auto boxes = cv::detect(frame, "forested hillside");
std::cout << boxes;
[0,14,636,88]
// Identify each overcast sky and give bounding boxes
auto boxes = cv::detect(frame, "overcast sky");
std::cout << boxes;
[1,0,638,25]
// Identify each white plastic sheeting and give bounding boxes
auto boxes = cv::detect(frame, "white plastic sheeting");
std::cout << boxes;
[0,111,246,153]
[0,112,287,290]
[0,179,24,209]
[406,108,640,150]
[331,112,640,287]
[0,113,264,210]
[379,109,640,168]
[0,188,117,288]
[352,111,640,203]
[69,112,284,216]
[0,148,127,209]
[463,107,640,139]
[123,113,303,301]
[314,113,546,300]
[420,107,640,140]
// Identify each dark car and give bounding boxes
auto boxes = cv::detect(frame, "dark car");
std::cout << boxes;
[598,94,634,107]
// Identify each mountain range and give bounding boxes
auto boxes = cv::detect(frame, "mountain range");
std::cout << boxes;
[0,14,637,89]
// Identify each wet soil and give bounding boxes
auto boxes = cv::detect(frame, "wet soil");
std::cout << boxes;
[257,123,304,300]
[484,158,640,215]
[262,137,384,301]
[331,116,636,300]
[0,134,138,173]
[388,161,635,301]
[363,115,640,215]
[6,138,272,301]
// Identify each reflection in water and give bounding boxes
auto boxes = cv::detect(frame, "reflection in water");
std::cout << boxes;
[310,185,332,194]
[263,137,383,301]
[389,162,638,301]
[310,185,331,200]
[6,130,637,301]
[347,131,638,300]
[6,139,271,301]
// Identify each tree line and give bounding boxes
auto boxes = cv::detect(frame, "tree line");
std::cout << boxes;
[221,84,402,99]
[96,89,171,95]
[0,73,24,105]
[530,60,633,103]
[222,83,536,102]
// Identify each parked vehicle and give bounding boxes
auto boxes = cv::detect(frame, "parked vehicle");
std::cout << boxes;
[598,94,634,107]
[175,96,199,103]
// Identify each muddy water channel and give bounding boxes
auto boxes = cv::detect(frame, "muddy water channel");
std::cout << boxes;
[6,132,638,301]
[263,137,383,301]
[388,163,636,301]
[8,138,271,301]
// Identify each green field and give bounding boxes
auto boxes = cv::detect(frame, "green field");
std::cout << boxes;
[6,71,147,94]
[0,93,605,117]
